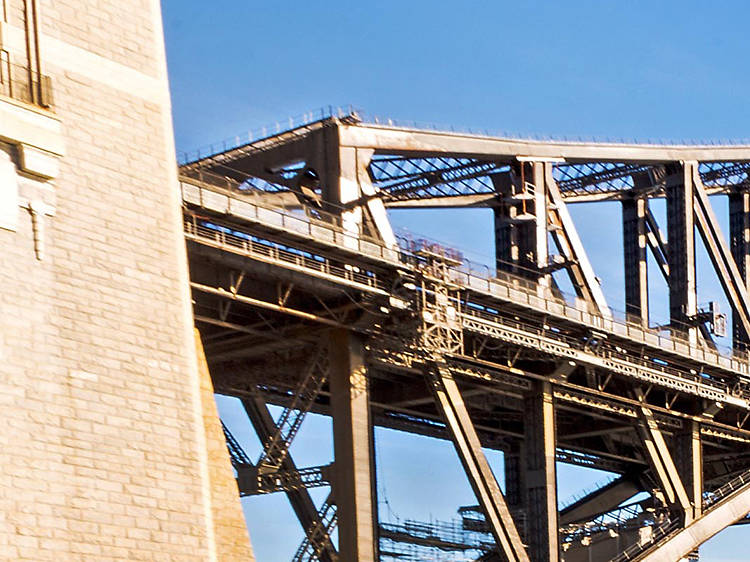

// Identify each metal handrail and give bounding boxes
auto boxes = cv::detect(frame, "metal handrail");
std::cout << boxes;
[609,468,750,562]
[703,467,750,509]
[184,218,385,292]
[177,105,357,165]
[358,111,750,147]
[608,518,679,562]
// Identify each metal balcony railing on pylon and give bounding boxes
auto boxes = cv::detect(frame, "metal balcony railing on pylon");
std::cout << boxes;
[0,58,52,108]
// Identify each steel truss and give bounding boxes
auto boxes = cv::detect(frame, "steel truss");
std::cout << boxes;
[184,114,750,562]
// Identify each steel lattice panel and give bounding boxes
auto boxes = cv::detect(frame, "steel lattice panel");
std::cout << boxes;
[368,155,507,200]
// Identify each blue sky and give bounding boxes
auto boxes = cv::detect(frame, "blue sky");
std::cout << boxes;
[162,1,750,559]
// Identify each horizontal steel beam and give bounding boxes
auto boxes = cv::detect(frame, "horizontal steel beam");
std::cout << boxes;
[339,122,750,163]
[236,464,332,496]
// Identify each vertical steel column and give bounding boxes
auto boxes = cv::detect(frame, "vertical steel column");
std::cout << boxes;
[666,162,698,345]
[492,170,517,274]
[492,162,547,280]
[531,161,550,290]
[524,380,559,562]
[492,162,547,277]
[675,421,703,522]
[622,195,649,326]
[329,329,377,562]
[504,440,526,511]
[729,191,750,348]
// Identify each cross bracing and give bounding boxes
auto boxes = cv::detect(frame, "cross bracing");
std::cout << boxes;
[185,113,750,562]
[368,156,508,201]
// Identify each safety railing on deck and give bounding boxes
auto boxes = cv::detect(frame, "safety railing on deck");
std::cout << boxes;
[0,59,52,108]
[177,105,356,165]
[180,173,750,382]
[703,467,750,509]
[180,174,403,266]
[561,500,652,543]
[184,216,385,293]
[608,518,679,562]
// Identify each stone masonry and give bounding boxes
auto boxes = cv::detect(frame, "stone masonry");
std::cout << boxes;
[0,0,254,559]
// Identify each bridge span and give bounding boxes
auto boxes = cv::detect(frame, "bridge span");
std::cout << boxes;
[183,110,750,561]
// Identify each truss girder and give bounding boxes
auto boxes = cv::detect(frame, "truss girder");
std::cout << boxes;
[242,397,338,562]
[699,161,750,190]
[368,156,507,201]
[256,347,329,471]
[292,493,339,562]
[425,361,529,562]
[221,420,253,467]
[554,162,646,198]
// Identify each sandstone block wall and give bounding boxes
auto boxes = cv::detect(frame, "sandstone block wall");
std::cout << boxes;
[0,0,253,559]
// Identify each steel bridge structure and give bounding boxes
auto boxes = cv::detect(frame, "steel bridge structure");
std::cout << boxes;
[181,110,750,562]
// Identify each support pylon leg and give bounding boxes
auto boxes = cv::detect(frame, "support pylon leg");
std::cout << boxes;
[524,380,559,562]
[329,329,377,562]
[676,420,703,521]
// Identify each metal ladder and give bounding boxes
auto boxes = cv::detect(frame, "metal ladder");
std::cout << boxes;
[257,347,330,472]
[292,493,339,562]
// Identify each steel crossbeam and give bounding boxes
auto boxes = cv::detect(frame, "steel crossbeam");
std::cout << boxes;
[237,464,332,496]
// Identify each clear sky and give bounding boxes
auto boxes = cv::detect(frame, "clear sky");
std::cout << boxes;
[161,1,750,560]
